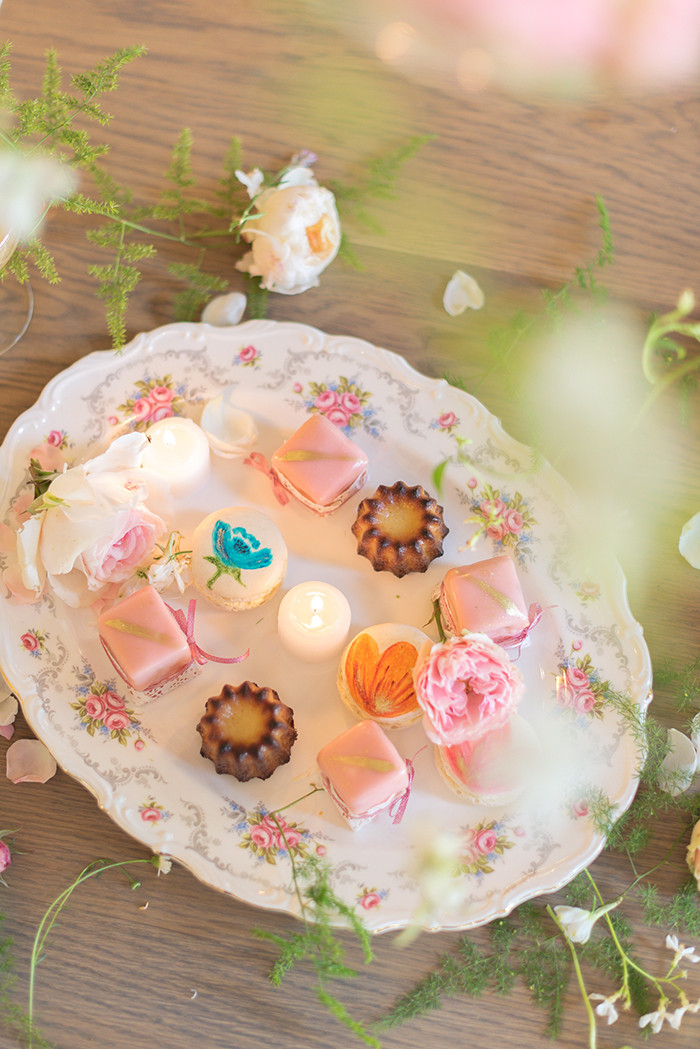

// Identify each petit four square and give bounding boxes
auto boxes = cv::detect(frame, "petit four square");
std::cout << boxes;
[435,714,540,806]
[98,584,194,697]
[317,720,409,830]
[438,555,528,644]
[271,413,369,515]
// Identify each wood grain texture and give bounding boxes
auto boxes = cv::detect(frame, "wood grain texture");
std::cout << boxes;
[1,2,700,1047]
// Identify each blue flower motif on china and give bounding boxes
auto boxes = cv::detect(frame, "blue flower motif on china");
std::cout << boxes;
[204,521,273,588]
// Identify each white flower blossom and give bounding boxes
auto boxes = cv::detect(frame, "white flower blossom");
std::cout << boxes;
[235,162,340,295]
[553,899,620,944]
[0,149,76,242]
[666,933,700,964]
[234,167,264,199]
[589,993,619,1025]
[153,854,172,875]
[639,1004,668,1033]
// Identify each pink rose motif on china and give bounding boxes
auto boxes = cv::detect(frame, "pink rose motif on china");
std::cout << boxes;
[554,647,610,721]
[413,632,524,746]
[239,808,314,865]
[577,580,601,604]
[459,819,515,876]
[0,839,11,875]
[116,377,186,432]
[139,800,172,822]
[20,629,46,657]
[235,344,260,367]
[70,675,146,748]
[357,887,387,910]
[571,798,589,819]
[293,376,383,438]
[467,482,537,562]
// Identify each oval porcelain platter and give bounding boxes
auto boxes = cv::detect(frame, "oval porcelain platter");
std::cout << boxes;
[0,321,652,933]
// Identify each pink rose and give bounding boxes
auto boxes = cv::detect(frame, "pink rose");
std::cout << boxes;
[467,477,478,489]
[0,840,10,873]
[29,441,66,473]
[102,691,126,711]
[20,632,38,652]
[84,694,107,720]
[325,406,351,428]
[504,509,523,534]
[250,823,274,849]
[131,397,153,421]
[293,382,303,393]
[238,345,258,363]
[572,640,583,651]
[572,799,589,818]
[486,520,508,541]
[148,403,175,423]
[438,411,457,429]
[134,739,145,751]
[80,508,163,587]
[314,389,338,413]
[148,386,174,404]
[480,498,505,521]
[316,844,326,856]
[340,391,361,415]
[276,828,302,850]
[555,682,574,708]
[574,689,596,714]
[47,430,64,447]
[475,828,498,855]
[566,666,590,691]
[141,807,162,822]
[360,892,381,909]
[414,633,524,745]
[103,709,131,731]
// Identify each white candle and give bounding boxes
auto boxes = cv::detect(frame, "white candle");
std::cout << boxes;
[277,581,352,662]
[141,417,211,498]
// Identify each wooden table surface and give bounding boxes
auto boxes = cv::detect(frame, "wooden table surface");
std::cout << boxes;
[2,2,700,1047]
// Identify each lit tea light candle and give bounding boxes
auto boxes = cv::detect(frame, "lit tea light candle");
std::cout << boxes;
[141,417,211,498]
[277,581,351,662]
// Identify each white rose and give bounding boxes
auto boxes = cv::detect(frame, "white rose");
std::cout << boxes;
[16,433,166,607]
[235,170,341,295]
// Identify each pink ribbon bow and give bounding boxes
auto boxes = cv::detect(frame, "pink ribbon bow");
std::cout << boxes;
[244,451,290,506]
[390,757,416,825]
[167,599,249,666]
[495,602,548,658]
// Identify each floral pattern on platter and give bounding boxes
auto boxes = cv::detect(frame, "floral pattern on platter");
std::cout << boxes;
[229,803,316,865]
[575,580,601,604]
[554,644,611,720]
[430,411,460,435]
[112,375,187,431]
[465,481,537,562]
[20,629,46,657]
[570,797,590,820]
[70,670,147,748]
[357,886,388,910]
[233,344,260,367]
[292,376,383,437]
[139,799,173,822]
[458,819,516,876]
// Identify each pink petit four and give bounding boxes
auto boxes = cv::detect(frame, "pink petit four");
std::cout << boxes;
[317,720,409,830]
[435,714,540,806]
[271,413,369,515]
[438,555,529,646]
[98,584,194,698]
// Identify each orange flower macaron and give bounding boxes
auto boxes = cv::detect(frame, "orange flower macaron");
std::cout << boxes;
[337,623,432,729]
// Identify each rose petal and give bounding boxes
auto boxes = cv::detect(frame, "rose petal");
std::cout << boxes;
[660,728,697,795]
[201,292,247,327]
[0,693,18,727]
[0,725,14,740]
[443,270,485,316]
[680,512,700,568]
[6,738,57,784]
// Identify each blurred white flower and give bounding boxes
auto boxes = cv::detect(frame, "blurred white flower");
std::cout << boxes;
[679,512,700,568]
[200,291,246,326]
[553,900,619,943]
[235,167,264,199]
[235,163,340,294]
[639,1004,668,1033]
[666,933,700,964]
[443,269,484,315]
[589,993,619,1025]
[658,728,697,796]
[0,149,76,242]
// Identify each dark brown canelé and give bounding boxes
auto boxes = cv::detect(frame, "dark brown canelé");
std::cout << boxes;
[351,481,449,578]
[197,681,297,781]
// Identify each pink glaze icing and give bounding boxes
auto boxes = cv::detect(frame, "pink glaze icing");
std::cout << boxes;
[271,413,368,509]
[439,714,539,802]
[413,633,524,745]
[97,584,193,692]
[440,554,528,641]
[317,720,409,827]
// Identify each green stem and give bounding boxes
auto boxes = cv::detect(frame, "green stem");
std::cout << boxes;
[547,905,597,1049]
